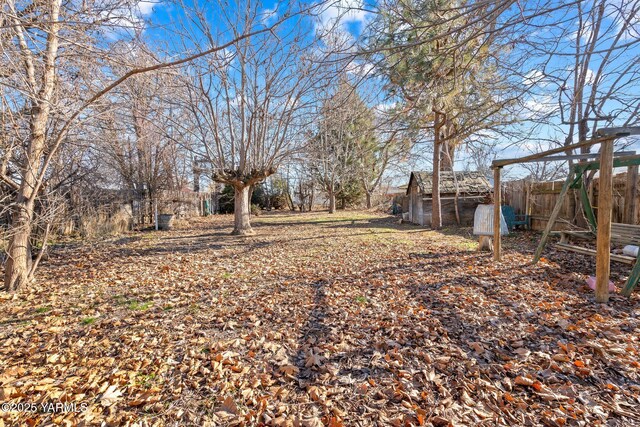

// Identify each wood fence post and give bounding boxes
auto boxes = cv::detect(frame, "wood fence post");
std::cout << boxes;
[596,138,614,303]
[625,165,638,224]
[493,167,502,261]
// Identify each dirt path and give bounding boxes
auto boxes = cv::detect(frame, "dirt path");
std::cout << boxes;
[1,212,638,426]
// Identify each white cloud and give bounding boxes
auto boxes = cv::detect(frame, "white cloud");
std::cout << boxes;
[375,102,397,113]
[571,1,640,44]
[101,0,161,40]
[261,6,279,26]
[208,47,236,71]
[138,1,156,16]
[584,68,595,85]
[523,94,557,118]
[346,60,375,77]
[317,0,371,31]
[571,22,593,44]
[606,0,640,41]
[523,70,544,87]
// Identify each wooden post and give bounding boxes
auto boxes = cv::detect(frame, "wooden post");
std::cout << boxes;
[625,164,638,224]
[154,198,158,231]
[493,167,501,261]
[595,138,614,303]
[525,180,531,217]
[479,236,492,251]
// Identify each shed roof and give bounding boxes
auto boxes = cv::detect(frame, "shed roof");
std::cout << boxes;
[407,171,492,195]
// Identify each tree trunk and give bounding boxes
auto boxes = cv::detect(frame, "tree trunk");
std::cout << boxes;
[328,190,336,214]
[365,191,372,209]
[232,185,254,235]
[4,106,49,291]
[286,185,295,211]
[432,113,442,230]
[4,203,34,292]
[441,141,455,171]
[298,181,305,212]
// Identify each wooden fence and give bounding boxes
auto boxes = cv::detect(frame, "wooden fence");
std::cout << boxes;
[57,189,216,236]
[503,171,639,231]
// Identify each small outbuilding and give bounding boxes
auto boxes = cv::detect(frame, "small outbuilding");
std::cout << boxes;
[405,171,492,227]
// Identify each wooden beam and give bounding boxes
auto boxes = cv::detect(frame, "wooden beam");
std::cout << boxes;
[493,167,501,261]
[492,136,612,168]
[625,164,638,224]
[573,154,640,174]
[532,172,574,263]
[596,126,640,137]
[556,242,636,264]
[493,127,639,169]
[595,138,614,303]
[421,195,487,201]
[496,151,635,166]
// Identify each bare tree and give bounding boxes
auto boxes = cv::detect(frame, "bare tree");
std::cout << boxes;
[175,1,325,234]
[357,105,412,209]
[100,45,192,206]
[0,0,312,291]
[309,77,371,213]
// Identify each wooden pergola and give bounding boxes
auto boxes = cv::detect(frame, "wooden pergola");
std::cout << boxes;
[491,127,640,303]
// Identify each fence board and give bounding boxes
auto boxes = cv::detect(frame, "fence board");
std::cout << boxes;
[504,172,639,231]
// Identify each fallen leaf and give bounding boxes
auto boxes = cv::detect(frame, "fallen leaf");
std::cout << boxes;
[100,385,122,407]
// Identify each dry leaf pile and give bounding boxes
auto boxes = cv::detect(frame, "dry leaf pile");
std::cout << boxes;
[0,212,638,426]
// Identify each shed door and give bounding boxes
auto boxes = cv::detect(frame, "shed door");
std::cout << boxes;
[411,186,420,224]
[409,189,413,222]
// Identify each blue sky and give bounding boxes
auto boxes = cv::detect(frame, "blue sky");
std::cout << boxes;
[119,0,640,181]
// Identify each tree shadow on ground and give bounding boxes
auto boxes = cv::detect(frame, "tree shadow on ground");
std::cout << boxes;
[287,240,640,424]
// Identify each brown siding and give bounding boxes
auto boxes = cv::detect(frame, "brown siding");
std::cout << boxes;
[421,196,486,227]
[503,172,639,231]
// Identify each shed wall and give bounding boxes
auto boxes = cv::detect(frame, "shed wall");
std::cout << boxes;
[420,195,486,227]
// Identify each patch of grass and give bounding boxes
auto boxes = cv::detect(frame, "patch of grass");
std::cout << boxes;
[453,240,477,251]
[135,373,158,389]
[259,212,380,224]
[81,317,97,325]
[355,296,368,304]
[370,227,398,234]
[128,300,152,311]
[392,238,416,246]
[113,295,128,305]
[35,306,52,314]
[221,272,233,279]
[114,295,153,311]
[162,304,174,311]
[0,318,32,327]
[358,233,385,241]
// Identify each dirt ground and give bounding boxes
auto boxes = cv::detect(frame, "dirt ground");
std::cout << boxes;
[0,211,639,426]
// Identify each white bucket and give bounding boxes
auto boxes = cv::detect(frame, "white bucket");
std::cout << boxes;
[623,245,639,257]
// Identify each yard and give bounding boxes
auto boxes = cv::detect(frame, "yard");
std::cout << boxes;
[1,212,639,426]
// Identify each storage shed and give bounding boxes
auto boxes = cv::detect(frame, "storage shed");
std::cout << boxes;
[405,171,492,227]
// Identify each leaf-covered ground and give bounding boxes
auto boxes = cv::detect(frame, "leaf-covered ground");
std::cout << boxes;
[1,212,639,427]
